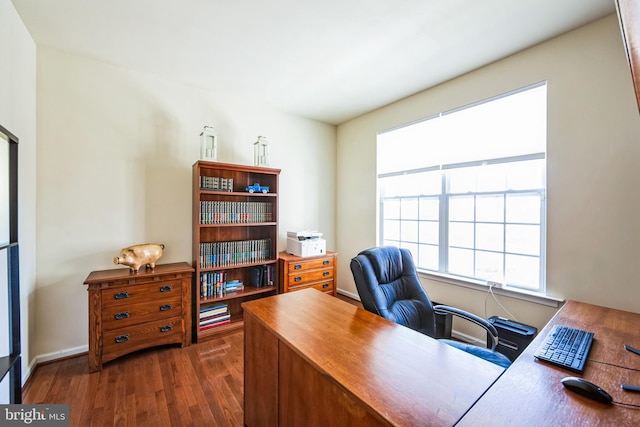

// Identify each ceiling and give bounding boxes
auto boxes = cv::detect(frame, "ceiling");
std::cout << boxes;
[12,0,616,125]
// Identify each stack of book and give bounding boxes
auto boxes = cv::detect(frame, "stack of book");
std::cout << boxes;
[199,304,231,331]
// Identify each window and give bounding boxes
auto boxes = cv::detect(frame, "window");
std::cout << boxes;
[377,83,546,292]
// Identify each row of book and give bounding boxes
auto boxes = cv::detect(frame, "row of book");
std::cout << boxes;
[199,201,273,224]
[199,303,231,331]
[199,239,271,268]
[200,271,245,298]
[200,176,233,192]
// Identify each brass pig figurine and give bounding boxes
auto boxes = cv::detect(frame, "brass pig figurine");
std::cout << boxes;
[114,243,165,272]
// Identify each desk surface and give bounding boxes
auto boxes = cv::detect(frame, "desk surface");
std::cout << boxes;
[457,300,640,426]
[243,288,504,426]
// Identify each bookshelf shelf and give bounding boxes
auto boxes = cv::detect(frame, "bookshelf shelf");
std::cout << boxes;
[192,161,281,342]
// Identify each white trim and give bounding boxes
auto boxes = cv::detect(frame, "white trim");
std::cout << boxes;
[337,288,361,301]
[22,345,88,384]
[420,271,564,308]
[451,330,486,347]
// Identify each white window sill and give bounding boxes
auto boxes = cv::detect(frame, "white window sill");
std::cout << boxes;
[417,270,564,308]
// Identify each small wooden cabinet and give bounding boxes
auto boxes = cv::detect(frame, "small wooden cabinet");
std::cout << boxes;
[278,251,337,296]
[83,262,193,372]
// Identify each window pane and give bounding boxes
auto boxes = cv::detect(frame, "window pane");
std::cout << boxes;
[419,197,439,220]
[419,221,439,245]
[384,220,400,241]
[449,195,474,221]
[506,224,539,255]
[418,244,439,271]
[400,220,418,242]
[449,222,474,248]
[448,247,474,277]
[506,159,545,190]
[505,254,539,289]
[402,198,419,220]
[506,194,540,223]
[476,163,507,192]
[448,168,477,193]
[384,199,400,219]
[476,194,504,222]
[476,223,503,251]
[475,250,504,282]
[401,242,419,260]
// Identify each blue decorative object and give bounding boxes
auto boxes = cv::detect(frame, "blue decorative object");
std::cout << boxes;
[246,183,269,193]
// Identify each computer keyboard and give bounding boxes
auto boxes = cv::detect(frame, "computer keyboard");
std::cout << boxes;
[534,324,594,373]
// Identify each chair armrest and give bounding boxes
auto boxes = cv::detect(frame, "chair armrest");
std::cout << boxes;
[433,305,499,350]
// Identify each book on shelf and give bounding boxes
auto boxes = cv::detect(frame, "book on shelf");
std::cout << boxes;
[200,313,231,326]
[200,272,246,299]
[199,239,271,269]
[199,303,228,318]
[200,176,233,192]
[200,319,231,331]
[250,264,274,288]
[199,200,273,225]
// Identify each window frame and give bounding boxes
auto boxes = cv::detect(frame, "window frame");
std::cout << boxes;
[376,84,548,295]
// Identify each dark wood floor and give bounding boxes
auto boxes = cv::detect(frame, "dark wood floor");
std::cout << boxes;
[22,294,362,427]
[23,332,245,427]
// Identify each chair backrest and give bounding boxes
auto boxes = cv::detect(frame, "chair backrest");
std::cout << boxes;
[350,246,436,337]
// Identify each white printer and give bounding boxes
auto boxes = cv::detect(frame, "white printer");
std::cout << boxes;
[286,231,326,257]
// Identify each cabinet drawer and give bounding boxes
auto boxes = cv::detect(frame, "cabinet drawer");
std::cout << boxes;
[102,296,182,331]
[287,257,334,273]
[102,316,183,364]
[102,280,181,307]
[287,268,333,286]
[288,279,334,294]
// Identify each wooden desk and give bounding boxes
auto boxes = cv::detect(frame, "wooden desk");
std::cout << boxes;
[243,288,504,427]
[457,300,640,426]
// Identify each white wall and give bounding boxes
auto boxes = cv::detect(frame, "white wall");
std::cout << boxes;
[34,47,335,358]
[0,1,37,398]
[336,14,640,336]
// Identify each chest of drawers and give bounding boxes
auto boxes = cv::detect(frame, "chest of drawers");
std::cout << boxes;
[83,262,193,372]
[278,251,337,296]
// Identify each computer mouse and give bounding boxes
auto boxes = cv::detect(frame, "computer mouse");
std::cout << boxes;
[561,376,613,404]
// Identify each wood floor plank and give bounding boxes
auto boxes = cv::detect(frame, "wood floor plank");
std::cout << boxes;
[23,332,246,427]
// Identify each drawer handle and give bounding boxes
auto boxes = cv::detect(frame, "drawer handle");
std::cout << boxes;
[294,264,302,270]
[114,291,129,300]
[322,283,329,289]
[294,276,302,282]
[160,304,173,311]
[323,271,330,276]
[160,324,173,333]
[323,260,329,265]
[114,334,129,343]
[114,311,129,320]
[159,285,173,293]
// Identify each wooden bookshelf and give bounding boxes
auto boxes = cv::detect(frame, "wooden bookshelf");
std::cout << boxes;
[192,161,280,342]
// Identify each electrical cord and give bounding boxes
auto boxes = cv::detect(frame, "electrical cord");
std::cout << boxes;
[484,281,519,322]
[586,359,640,408]
[589,359,640,372]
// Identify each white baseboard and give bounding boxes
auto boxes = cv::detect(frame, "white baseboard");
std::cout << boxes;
[23,345,88,384]
[451,330,486,346]
[337,288,360,300]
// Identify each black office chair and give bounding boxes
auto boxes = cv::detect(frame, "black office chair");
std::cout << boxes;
[350,246,511,369]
